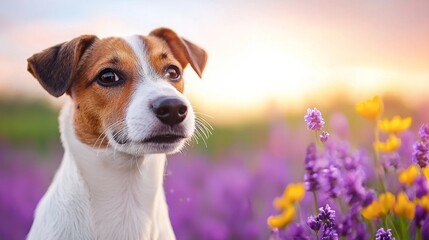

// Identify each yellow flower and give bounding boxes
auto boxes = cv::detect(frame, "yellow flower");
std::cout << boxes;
[378,116,412,134]
[356,96,383,120]
[423,167,429,180]
[379,192,396,214]
[373,135,401,152]
[273,183,305,210]
[362,200,383,220]
[394,192,415,220]
[417,195,429,212]
[399,165,420,186]
[267,206,296,229]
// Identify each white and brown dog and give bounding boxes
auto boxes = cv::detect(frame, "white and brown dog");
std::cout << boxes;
[26,28,207,240]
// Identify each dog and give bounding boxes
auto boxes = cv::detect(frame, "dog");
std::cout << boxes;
[26,28,207,240]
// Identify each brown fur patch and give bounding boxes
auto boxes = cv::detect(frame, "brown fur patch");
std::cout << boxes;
[142,36,185,93]
[70,38,139,147]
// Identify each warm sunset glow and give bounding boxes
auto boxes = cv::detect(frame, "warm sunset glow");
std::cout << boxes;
[1,1,428,123]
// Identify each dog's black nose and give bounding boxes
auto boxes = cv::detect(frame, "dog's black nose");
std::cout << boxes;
[152,97,188,126]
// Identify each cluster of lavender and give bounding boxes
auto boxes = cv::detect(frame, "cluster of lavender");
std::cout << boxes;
[375,228,395,240]
[274,101,429,240]
[413,124,429,168]
[302,108,374,238]
[307,204,338,240]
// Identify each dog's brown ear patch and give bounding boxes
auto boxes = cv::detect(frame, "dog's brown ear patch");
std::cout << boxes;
[27,35,98,97]
[149,28,208,78]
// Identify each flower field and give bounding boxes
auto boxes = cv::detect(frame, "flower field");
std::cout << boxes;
[0,96,428,240]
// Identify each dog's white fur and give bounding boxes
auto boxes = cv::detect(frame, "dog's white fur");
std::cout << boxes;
[27,35,198,240]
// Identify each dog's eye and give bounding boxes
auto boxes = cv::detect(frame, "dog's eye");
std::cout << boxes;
[97,69,123,87]
[165,65,181,81]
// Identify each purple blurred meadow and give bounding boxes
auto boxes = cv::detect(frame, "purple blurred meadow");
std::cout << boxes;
[0,96,428,239]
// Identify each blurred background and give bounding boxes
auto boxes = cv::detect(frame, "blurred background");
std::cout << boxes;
[0,0,428,239]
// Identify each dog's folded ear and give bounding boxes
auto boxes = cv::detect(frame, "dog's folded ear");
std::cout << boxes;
[150,28,208,78]
[27,35,99,97]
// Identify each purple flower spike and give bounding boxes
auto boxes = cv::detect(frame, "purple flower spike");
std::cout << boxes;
[305,108,325,131]
[320,131,330,143]
[317,204,336,229]
[321,228,338,240]
[342,171,367,205]
[307,215,321,231]
[304,143,320,191]
[322,165,341,199]
[419,123,429,142]
[413,141,429,168]
[307,204,338,240]
[415,176,429,198]
[375,228,395,240]
[415,205,427,228]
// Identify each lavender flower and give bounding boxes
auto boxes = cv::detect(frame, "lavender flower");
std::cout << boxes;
[419,123,429,142]
[415,205,428,228]
[322,165,341,199]
[422,216,429,239]
[415,176,429,198]
[413,141,429,168]
[317,204,336,229]
[304,143,320,191]
[307,215,321,231]
[342,171,367,206]
[362,189,376,207]
[307,204,338,240]
[321,228,338,240]
[382,153,399,169]
[320,131,330,143]
[338,205,369,239]
[305,108,325,131]
[375,228,395,240]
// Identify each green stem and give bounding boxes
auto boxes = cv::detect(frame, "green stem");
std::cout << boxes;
[382,216,388,228]
[374,120,386,192]
[386,215,400,239]
[365,219,375,238]
[417,227,422,240]
[399,217,408,240]
[312,191,319,214]
[315,231,319,240]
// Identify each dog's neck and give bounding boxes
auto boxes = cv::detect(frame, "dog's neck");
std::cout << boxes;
[58,100,173,239]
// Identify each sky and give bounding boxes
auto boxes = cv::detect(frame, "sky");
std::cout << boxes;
[1,0,428,123]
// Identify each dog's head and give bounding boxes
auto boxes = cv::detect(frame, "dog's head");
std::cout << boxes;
[27,28,207,155]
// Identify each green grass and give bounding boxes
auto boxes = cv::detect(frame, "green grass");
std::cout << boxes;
[0,100,59,151]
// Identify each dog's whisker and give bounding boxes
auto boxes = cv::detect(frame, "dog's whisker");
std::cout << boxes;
[94,120,124,156]
[93,120,126,156]
[194,111,215,119]
[195,123,209,140]
[196,121,213,142]
[196,116,214,130]
[195,120,212,139]
[193,128,208,147]
[195,116,214,136]
[191,134,199,145]
[93,120,124,148]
